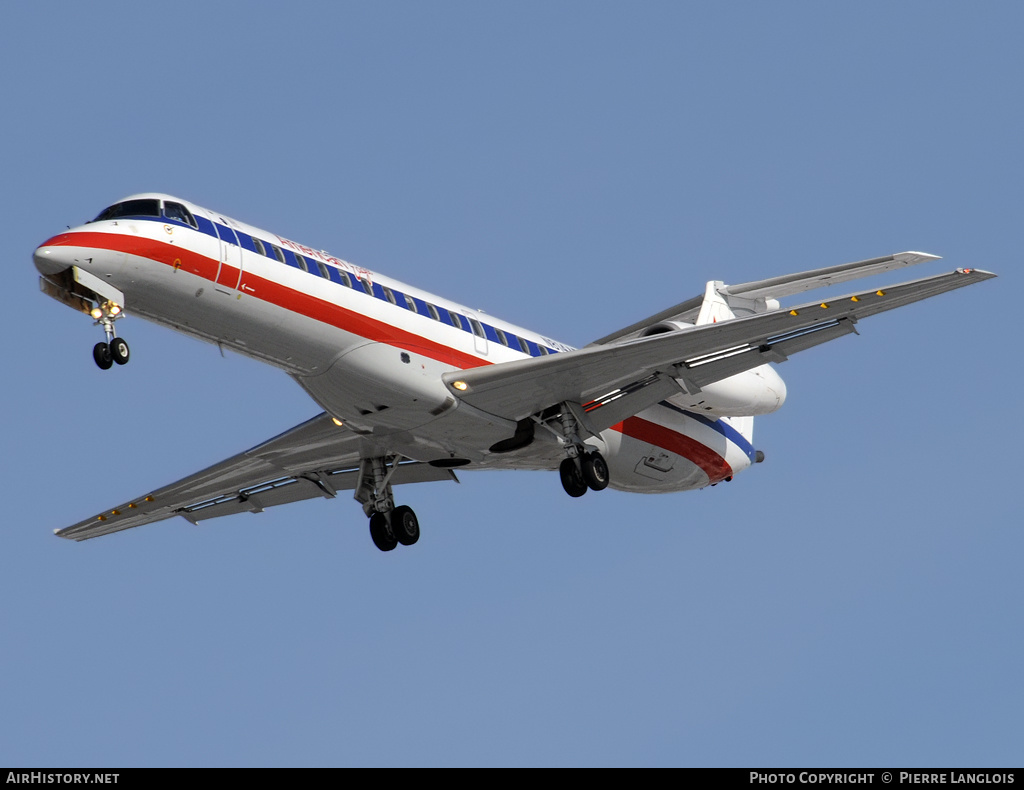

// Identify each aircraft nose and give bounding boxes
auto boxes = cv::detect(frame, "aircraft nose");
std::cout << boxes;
[33,236,75,276]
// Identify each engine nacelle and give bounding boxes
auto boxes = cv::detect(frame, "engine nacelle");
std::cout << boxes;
[638,320,696,337]
[688,365,787,416]
[632,317,787,416]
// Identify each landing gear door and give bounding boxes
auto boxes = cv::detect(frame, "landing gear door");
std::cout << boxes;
[214,222,243,292]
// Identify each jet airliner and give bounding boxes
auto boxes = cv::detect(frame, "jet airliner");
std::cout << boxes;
[33,194,995,550]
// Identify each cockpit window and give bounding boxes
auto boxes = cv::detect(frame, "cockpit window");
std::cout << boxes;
[93,199,161,222]
[163,201,197,228]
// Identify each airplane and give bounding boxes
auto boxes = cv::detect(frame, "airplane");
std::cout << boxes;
[33,193,995,551]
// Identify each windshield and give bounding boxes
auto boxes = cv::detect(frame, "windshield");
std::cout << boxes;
[93,199,161,222]
[162,200,197,228]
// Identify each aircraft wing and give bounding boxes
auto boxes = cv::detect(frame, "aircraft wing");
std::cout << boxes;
[444,267,995,432]
[55,413,456,541]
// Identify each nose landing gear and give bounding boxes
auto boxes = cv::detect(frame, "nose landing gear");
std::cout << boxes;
[90,301,130,370]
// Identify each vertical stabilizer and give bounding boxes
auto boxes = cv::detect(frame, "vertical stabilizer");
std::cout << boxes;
[696,280,780,326]
[695,280,735,325]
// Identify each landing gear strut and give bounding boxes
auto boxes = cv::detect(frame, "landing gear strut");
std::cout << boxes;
[355,456,421,552]
[90,301,130,370]
[554,402,611,498]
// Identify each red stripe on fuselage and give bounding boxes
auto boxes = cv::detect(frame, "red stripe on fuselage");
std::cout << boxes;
[612,416,733,483]
[43,231,490,370]
[45,231,733,476]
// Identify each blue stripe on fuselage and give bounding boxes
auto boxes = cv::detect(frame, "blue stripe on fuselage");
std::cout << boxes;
[657,401,757,462]
[100,213,561,359]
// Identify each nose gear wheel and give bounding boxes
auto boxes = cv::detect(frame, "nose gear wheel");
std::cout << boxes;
[110,337,130,365]
[93,342,113,370]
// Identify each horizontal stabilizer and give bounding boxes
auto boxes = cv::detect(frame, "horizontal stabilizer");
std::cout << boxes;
[722,251,940,301]
[589,251,940,346]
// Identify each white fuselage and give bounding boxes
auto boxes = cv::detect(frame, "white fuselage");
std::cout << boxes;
[35,193,785,493]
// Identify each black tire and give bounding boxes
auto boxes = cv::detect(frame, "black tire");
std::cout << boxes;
[392,505,420,546]
[93,342,113,370]
[369,512,397,552]
[582,451,610,491]
[559,457,588,498]
[110,337,130,365]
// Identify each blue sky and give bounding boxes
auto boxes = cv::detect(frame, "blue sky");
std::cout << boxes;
[2,1,1021,767]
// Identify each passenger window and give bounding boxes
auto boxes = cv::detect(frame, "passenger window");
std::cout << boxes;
[538,345,550,355]
[448,311,465,330]
[362,279,374,296]
[427,303,440,321]
[253,238,265,256]
[316,261,330,278]
[496,328,509,347]
[271,245,285,264]
[518,336,530,354]
[338,270,352,287]
[404,294,417,312]
[383,287,397,305]
[470,318,485,338]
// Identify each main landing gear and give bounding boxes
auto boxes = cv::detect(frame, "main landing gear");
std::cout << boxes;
[355,456,421,552]
[90,301,130,371]
[559,452,610,497]
[555,403,611,498]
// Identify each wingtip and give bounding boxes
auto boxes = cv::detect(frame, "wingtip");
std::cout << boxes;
[894,251,942,264]
[959,267,997,279]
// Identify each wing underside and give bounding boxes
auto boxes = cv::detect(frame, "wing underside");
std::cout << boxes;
[55,413,455,541]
